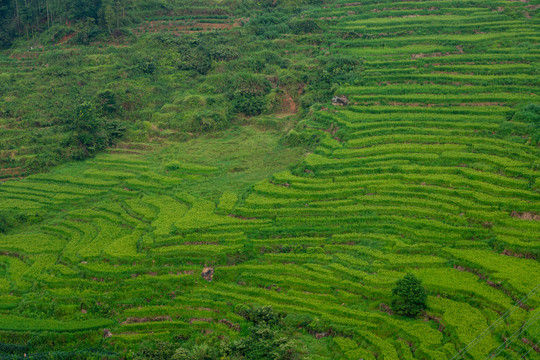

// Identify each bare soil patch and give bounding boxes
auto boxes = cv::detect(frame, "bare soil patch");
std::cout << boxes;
[511,211,540,221]
[122,316,172,325]
[135,20,241,35]
[57,32,76,45]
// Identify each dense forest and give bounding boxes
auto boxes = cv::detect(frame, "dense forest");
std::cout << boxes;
[1,0,107,46]
[0,0,323,47]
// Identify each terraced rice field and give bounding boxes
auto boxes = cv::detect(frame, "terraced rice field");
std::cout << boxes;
[130,2,244,35]
[133,17,242,35]
[1,0,539,359]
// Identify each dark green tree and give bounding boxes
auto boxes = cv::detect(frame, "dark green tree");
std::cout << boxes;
[0,0,14,47]
[71,101,106,158]
[391,273,427,318]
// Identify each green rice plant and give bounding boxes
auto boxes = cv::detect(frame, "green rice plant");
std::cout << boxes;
[125,178,163,189]
[174,199,244,232]
[243,193,309,208]
[2,181,105,196]
[263,253,333,263]
[0,315,113,332]
[445,249,540,295]
[60,220,98,263]
[429,297,499,359]
[252,236,327,247]
[119,320,189,332]
[0,190,53,204]
[31,174,118,187]
[396,340,414,360]
[240,272,335,292]
[439,151,531,169]
[216,191,238,214]
[79,261,140,276]
[334,143,467,159]
[0,197,46,209]
[151,244,243,256]
[413,268,513,309]
[357,331,399,360]
[90,160,150,171]
[0,294,19,310]
[139,171,183,186]
[125,198,158,221]
[0,233,65,254]
[103,231,144,260]
[0,277,10,292]
[164,161,218,174]
[143,195,188,236]
[78,219,127,258]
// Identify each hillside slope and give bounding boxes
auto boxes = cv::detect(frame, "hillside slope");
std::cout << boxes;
[0,0,540,359]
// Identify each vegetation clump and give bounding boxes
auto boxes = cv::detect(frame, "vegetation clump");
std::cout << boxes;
[131,307,300,360]
[391,274,428,318]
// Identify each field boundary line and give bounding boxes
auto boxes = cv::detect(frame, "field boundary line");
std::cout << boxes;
[451,283,540,360]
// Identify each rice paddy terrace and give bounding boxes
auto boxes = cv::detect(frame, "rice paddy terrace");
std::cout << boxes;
[1,0,540,359]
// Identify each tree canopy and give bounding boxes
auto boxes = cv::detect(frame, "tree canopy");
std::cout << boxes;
[391,273,428,318]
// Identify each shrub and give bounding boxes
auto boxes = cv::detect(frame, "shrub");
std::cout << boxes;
[179,48,212,75]
[138,58,157,75]
[165,160,181,171]
[288,19,321,34]
[184,109,229,132]
[209,44,239,61]
[281,129,320,148]
[250,306,280,326]
[391,274,428,318]
[231,92,268,116]
[228,73,271,115]
[258,0,279,8]
[249,15,290,39]
[96,90,119,117]
[236,305,281,326]
[134,341,176,360]
[181,95,207,109]
[227,325,300,360]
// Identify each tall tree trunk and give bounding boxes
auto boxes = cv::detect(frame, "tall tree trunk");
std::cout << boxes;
[46,0,50,29]
[14,0,21,34]
[36,0,40,34]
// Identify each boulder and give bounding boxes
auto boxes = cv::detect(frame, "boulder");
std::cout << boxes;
[201,266,214,282]
[332,95,349,106]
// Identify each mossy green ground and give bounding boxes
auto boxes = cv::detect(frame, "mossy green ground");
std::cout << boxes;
[154,125,306,201]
